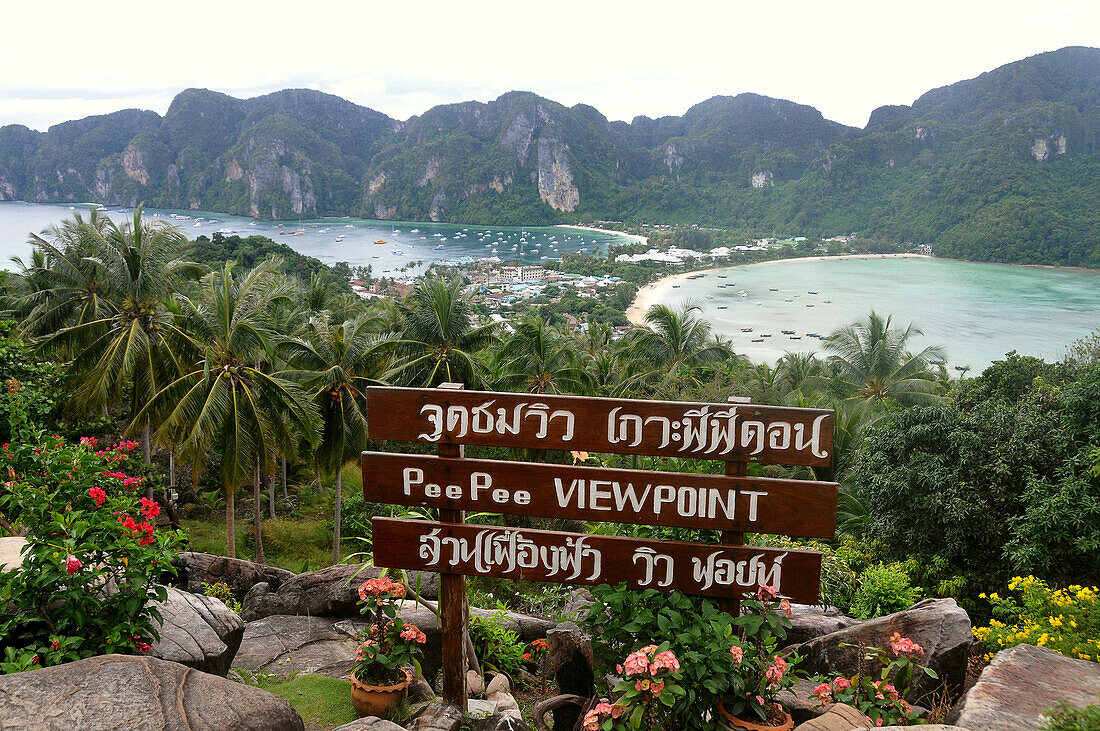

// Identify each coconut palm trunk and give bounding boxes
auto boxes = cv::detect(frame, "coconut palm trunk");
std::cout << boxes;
[333,469,342,565]
[225,487,236,559]
[253,464,266,565]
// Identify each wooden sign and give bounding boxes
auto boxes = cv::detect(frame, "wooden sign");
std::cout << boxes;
[362,452,838,538]
[372,517,822,604]
[366,387,833,466]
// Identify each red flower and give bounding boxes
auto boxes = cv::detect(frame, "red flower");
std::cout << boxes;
[88,486,107,507]
[50,640,60,651]
[65,555,83,575]
[139,497,160,519]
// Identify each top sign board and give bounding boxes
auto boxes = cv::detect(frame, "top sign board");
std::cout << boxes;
[366,387,834,466]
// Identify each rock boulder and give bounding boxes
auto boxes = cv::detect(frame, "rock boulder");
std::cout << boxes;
[0,654,303,730]
[242,564,380,620]
[794,598,973,702]
[405,702,465,731]
[0,536,28,573]
[786,604,861,646]
[177,551,295,599]
[150,586,245,676]
[949,643,1100,730]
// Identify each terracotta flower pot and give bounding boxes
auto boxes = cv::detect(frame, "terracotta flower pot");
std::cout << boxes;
[349,668,412,718]
[716,701,794,731]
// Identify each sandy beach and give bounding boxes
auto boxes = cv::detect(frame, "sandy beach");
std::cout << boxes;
[626,253,931,325]
[560,224,648,246]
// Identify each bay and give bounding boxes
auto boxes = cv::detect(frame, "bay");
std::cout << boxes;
[634,255,1100,370]
[0,201,631,273]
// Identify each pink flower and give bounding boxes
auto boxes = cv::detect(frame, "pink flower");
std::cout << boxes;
[65,555,82,575]
[756,695,765,706]
[635,678,650,691]
[875,719,884,727]
[651,679,665,697]
[88,486,107,506]
[780,598,792,617]
[622,648,650,676]
[729,645,744,665]
[652,650,680,674]
[889,632,924,656]
[833,676,852,690]
[764,655,786,684]
[136,641,152,653]
[757,584,779,601]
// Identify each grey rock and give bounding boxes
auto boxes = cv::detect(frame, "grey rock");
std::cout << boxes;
[357,718,417,731]
[852,727,967,730]
[0,653,303,730]
[0,536,28,573]
[406,570,440,600]
[150,586,245,676]
[485,672,511,696]
[467,669,486,695]
[405,701,465,731]
[468,698,498,716]
[470,714,533,731]
[177,551,295,599]
[234,614,368,679]
[242,563,380,620]
[333,719,405,731]
[487,690,520,714]
[235,607,444,682]
[560,588,594,621]
[792,703,870,730]
[779,677,831,725]
[786,604,861,646]
[408,672,435,704]
[795,598,974,703]
[949,643,1100,730]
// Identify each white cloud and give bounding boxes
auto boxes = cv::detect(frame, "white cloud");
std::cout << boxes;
[2,0,1098,130]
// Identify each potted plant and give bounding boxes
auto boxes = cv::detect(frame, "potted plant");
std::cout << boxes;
[349,576,427,718]
[717,585,801,730]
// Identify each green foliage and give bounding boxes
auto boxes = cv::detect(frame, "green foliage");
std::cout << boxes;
[201,582,242,615]
[0,387,183,672]
[850,563,921,620]
[242,672,357,729]
[582,585,738,731]
[1042,700,1100,731]
[469,610,527,678]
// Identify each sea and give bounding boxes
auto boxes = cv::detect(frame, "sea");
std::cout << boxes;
[639,255,1100,371]
[0,201,630,274]
[2,201,1098,371]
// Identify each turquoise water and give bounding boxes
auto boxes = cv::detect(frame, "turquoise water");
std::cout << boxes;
[0,202,628,274]
[641,255,1100,370]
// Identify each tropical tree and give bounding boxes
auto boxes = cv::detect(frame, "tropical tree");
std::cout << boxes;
[388,277,497,387]
[626,303,734,396]
[37,207,201,460]
[281,311,397,563]
[493,315,590,395]
[137,261,320,559]
[4,209,114,340]
[824,311,947,406]
[776,351,826,398]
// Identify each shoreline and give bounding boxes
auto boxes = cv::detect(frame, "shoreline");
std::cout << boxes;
[560,224,648,246]
[626,253,931,325]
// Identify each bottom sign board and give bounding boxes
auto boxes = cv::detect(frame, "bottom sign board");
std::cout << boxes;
[371,517,822,604]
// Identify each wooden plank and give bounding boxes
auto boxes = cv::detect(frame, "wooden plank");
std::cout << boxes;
[361,452,838,538]
[720,451,749,617]
[371,517,822,605]
[434,383,467,711]
[366,387,833,466]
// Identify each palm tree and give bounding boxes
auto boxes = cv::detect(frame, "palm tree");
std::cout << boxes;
[137,262,321,559]
[4,209,114,340]
[626,303,734,396]
[776,351,825,398]
[824,311,947,406]
[39,207,201,460]
[493,315,590,395]
[281,311,397,564]
[388,277,497,387]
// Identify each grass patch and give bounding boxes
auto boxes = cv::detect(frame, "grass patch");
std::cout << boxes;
[251,673,357,730]
[180,516,332,573]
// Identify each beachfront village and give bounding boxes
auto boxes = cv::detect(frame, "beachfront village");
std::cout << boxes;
[347,224,930,332]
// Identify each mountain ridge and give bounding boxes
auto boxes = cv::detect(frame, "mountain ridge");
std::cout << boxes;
[1,46,1098,266]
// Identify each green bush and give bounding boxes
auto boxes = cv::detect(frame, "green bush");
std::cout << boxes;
[202,582,242,615]
[850,563,920,620]
[469,611,527,679]
[1042,700,1100,731]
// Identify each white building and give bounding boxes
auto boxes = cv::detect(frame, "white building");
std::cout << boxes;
[500,265,546,282]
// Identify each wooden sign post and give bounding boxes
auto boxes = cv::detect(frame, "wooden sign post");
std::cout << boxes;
[363,386,836,709]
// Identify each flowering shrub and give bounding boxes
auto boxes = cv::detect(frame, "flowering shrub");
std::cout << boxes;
[972,575,1100,662]
[0,384,182,673]
[352,576,427,685]
[809,633,936,726]
[582,643,686,730]
[720,584,803,724]
[523,637,550,680]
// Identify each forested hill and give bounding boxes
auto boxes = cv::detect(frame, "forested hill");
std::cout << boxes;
[1,47,1099,267]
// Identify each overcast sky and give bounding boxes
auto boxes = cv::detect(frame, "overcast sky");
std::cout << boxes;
[4,0,1098,132]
